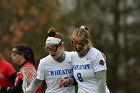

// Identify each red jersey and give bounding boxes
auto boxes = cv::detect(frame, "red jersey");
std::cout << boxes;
[0,60,16,87]
[15,61,42,93]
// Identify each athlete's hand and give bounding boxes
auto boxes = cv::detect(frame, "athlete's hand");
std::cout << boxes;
[58,76,70,87]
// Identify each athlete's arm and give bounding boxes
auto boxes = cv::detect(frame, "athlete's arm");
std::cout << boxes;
[95,70,106,93]
[0,73,16,93]
[24,78,43,93]
[9,72,16,85]
[7,79,23,93]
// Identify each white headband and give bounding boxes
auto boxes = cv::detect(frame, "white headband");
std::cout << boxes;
[46,37,61,45]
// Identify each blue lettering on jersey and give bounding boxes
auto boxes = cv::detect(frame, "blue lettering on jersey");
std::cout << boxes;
[48,69,73,76]
[73,64,90,70]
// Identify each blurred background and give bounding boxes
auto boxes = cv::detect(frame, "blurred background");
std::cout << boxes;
[0,0,140,93]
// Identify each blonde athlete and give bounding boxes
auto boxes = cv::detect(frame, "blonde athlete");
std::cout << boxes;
[23,28,75,93]
[60,26,110,93]
[71,26,110,93]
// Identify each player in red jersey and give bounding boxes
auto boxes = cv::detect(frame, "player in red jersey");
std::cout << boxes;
[6,44,42,93]
[0,51,16,93]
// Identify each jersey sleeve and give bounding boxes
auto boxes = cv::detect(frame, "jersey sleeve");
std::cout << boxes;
[36,59,45,80]
[92,52,107,72]
[21,66,37,86]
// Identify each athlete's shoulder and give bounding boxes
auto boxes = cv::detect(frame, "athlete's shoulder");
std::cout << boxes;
[90,47,105,61]
[23,61,34,66]
[39,55,52,65]
[20,62,36,72]
[65,51,77,59]
[65,51,75,55]
[1,60,11,65]
[1,60,15,69]
[86,47,102,60]
[90,47,101,54]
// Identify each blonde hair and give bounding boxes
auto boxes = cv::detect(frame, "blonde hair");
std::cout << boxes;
[71,25,93,47]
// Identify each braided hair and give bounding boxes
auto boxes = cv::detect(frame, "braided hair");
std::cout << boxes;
[71,25,92,47]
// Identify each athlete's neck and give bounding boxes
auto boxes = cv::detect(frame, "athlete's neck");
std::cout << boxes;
[55,51,66,63]
[20,60,27,68]
[78,48,90,58]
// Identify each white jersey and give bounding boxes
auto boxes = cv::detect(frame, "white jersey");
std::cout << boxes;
[37,51,75,93]
[72,48,110,93]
